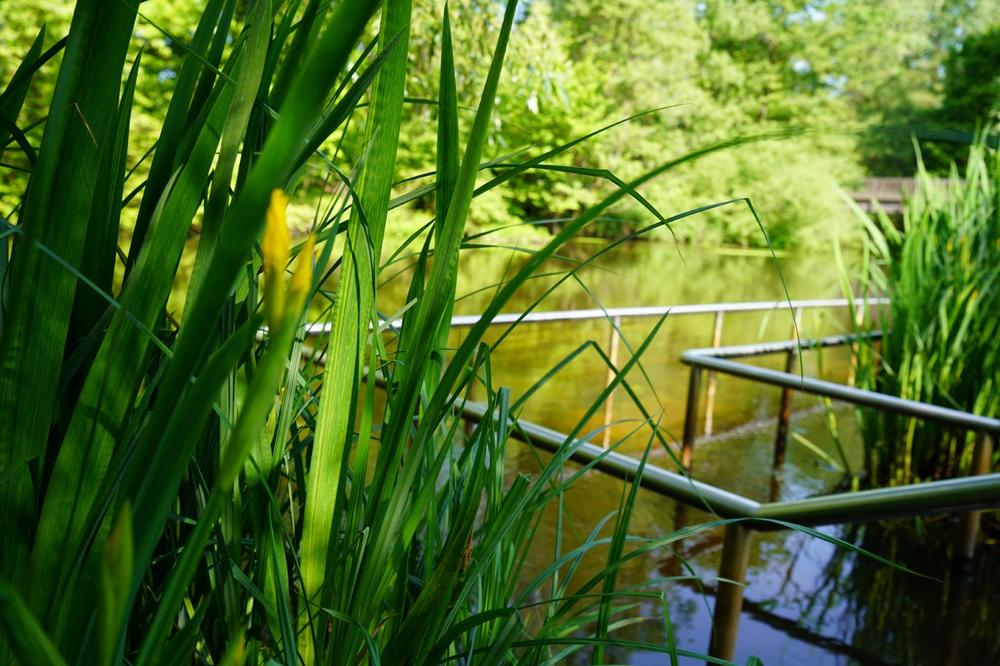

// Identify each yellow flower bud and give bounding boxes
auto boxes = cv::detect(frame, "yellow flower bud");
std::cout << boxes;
[262,189,290,329]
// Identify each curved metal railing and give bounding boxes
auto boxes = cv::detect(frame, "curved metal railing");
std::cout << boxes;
[303,297,997,660]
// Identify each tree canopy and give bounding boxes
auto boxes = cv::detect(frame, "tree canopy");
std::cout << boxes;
[2,0,998,248]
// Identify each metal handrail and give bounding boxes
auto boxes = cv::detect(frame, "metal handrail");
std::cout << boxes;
[754,473,1000,525]
[458,400,1000,528]
[682,334,1000,432]
[460,400,760,518]
[301,297,889,335]
[458,328,998,661]
[301,297,995,661]
[298,297,886,444]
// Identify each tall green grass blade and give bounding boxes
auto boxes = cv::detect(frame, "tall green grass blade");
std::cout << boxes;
[0,0,139,599]
[189,0,238,124]
[300,1,412,652]
[188,0,273,313]
[268,0,328,110]
[434,4,459,234]
[67,51,142,377]
[422,2,460,397]
[291,35,402,175]
[125,0,231,268]
[0,583,66,666]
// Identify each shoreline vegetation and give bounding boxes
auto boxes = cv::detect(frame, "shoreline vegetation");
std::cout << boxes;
[847,138,1000,487]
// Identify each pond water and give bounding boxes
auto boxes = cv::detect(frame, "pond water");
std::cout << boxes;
[364,240,1000,664]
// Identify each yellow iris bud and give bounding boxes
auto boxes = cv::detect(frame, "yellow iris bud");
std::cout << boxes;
[262,189,290,329]
[261,190,315,329]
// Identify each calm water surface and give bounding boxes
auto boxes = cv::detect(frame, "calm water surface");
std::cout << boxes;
[363,241,999,665]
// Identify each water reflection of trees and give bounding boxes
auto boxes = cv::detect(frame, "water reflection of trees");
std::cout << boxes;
[801,519,1000,665]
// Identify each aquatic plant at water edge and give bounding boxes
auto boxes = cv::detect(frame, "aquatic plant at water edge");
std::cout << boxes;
[845,137,999,486]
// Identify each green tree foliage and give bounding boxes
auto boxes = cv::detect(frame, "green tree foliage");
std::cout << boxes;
[0,0,213,206]
[4,0,999,248]
[921,25,1000,168]
[940,26,1000,127]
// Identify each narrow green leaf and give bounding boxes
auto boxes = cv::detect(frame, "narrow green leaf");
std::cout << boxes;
[187,0,273,314]
[0,25,45,163]
[0,0,139,599]
[299,1,412,652]
[0,582,67,666]
[125,0,231,268]
[99,504,134,666]
[67,50,143,373]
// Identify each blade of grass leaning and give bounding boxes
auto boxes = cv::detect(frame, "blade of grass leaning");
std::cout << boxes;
[434,3,460,239]
[299,0,412,653]
[28,68,236,639]
[188,0,238,123]
[155,601,209,666]
[0,25,45,163]
[113,0,377,608]
[186,0,273,315]
[0,0,139,600]
[66,51,142,374]
[347,2,518,647]
[0,583,67,666]
[290,34,403,175]
[423,2,459,396]
[124,0,231,269]
[268,0,329,110]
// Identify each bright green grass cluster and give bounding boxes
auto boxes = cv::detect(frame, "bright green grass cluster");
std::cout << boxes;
[848,137,1000,486]
[0,1,761,664]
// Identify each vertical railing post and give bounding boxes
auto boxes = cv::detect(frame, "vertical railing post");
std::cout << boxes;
[708,523,753,662]
[958,430,994,559]
[848,301,865,386]
[773,308,803,468]
[773,348,797,468]
[703,311,725,436]
[601,316,623,448]
[681,365,702,470]
[942,561,973,666]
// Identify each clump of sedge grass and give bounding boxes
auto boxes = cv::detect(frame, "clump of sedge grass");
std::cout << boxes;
[0,1,751,664]
[849,136,999,486]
